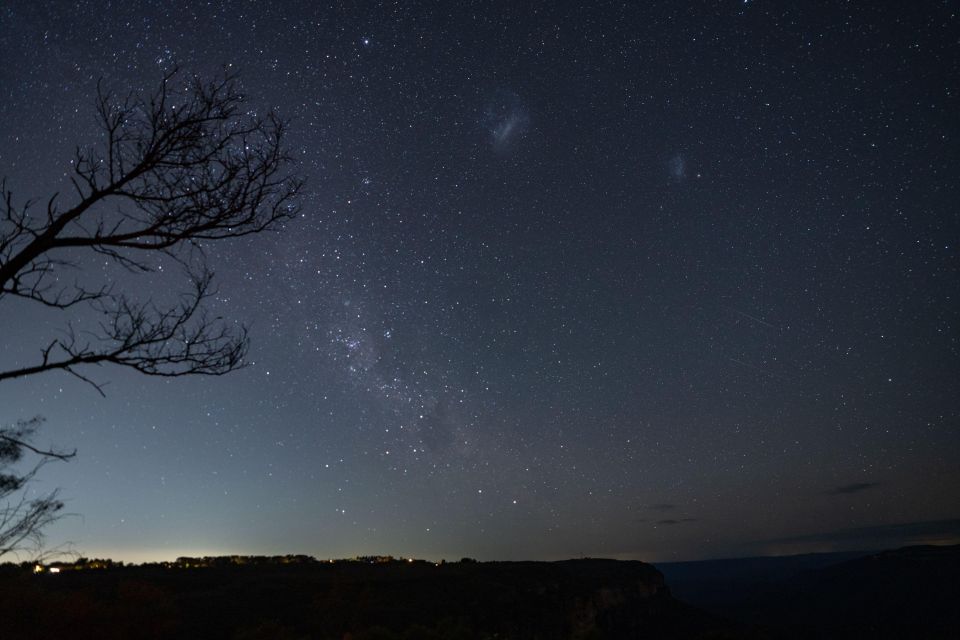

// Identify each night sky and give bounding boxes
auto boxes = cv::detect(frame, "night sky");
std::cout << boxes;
[1,1,958,563]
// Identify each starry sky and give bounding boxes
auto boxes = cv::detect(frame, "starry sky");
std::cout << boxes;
[1,1,958,563]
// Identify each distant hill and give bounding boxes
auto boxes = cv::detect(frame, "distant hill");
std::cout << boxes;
[660,544,960,639]
[657,549,873,613]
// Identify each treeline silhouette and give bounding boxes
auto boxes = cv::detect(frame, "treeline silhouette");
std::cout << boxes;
[6,547,955,639]
[0,558,736,639]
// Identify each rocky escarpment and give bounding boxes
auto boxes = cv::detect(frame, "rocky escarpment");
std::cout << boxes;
[0,557,738,639]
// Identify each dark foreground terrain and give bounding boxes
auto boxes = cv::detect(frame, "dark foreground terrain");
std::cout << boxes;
[0,557,736,639]
[2,545,957,639]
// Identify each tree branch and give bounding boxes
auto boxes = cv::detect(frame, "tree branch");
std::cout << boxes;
[0,68,301,387]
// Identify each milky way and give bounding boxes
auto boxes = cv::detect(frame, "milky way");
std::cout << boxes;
[0,1,957,563]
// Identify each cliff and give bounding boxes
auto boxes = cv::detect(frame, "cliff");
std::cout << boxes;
[0,557,739,639]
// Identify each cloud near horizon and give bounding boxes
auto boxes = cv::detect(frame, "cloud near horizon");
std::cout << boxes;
[827,482,879,495]
[760,519,960,548]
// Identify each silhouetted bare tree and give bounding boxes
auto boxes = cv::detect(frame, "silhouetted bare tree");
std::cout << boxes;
[0,68,302,557]
[0,417,74,558]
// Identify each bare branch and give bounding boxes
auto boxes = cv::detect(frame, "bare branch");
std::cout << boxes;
[0,417,72,558]
[0,434,76,462]
[0,68,301,386]
[0,69,300,558]
[0,263,248,385]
